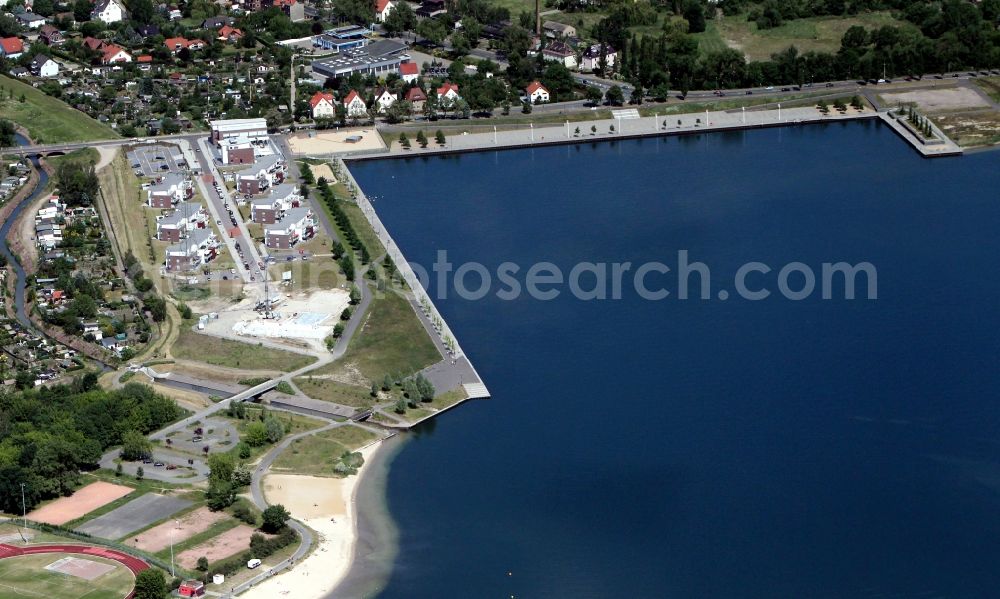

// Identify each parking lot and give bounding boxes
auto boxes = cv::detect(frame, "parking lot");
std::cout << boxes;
[127,143,190,178]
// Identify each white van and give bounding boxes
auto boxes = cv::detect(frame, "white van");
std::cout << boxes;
[247,559,261,569]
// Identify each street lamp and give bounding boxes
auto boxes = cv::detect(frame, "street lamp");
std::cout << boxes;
[20,483,26,532]
[530,123,534,142]
[170,519,179,577]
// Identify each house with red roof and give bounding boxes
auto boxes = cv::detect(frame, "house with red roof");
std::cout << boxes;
[404,87,426,110]
[83,36,106,52]
[218,25,244,43]
[165,37,204,53]
[375,0,395,22]
[0,37,24,59]
[436,82,460,104]
[399,61,419,83]
[101,44,132,64]
[343,90,368,118]
[525,81,549,103]
[309,91,335,119]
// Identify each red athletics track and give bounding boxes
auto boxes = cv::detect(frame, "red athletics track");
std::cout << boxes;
[0,543,149,599]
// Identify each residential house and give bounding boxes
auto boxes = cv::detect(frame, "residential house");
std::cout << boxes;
[147,174,192,208]
[399,61,419,83]
[91,0,126,23]
[542,21,576,39]
[82,322,102,340]
[39,25,64,46]
[218,25,244,43]
[82,37,105,52]
[14,11,46,29]
[165,37,204,53]
[375,0,394,23]
[0,38,24,60]
[155,201,206,242]
[404,86,426,111]
[30,55,59,77]
[525,80,549,103]
[272,0,305,22]
[416,0,446,18]
[343,89,368,118]
[374,87,396,112]
[580,43,616,72]
[101,44,132,64]
[436,81,460,105]
[235,156,285,195]
[165,228,218,271]
[309,91,336,119]
[9,67,29,78]
[265,207,314,249]
[202,16,236,29]
[251,183,300,224]
[542,40,576,69]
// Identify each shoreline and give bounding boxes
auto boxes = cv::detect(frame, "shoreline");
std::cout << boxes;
[238,439,394,599]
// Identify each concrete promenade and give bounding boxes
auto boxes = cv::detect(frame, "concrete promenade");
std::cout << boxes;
[349,104,959,160]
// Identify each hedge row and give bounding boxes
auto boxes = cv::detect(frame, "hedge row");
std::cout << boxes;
[316,179,371,264]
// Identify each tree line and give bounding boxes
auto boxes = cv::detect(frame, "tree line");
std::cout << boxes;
[0,379,181,513]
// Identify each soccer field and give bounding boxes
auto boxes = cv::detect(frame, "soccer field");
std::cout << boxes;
[0,553,134,599]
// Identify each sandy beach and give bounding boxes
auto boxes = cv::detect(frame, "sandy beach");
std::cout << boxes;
[239,442,381,599]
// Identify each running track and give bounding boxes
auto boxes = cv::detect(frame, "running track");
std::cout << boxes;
[0,543,148,598]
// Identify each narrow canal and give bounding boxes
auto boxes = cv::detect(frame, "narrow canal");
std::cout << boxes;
[0,134,47,331]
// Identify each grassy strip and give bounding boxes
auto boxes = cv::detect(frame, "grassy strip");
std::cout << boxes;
[0,75,118,143]
[314,290,440,383]
[171,324,317,372]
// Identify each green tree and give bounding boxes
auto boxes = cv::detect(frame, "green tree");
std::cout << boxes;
[435,130,446,145]
[264,417,284,443]
[585,86,603,106]
[416,18,447,45]
[261,504,291,533]
[244,421,269,447]
[196,556,209,571]
[206,479,236,510]
[136,466,144,481]
[683,0,706,33]
[133,569,166,599]
[605,85,625,106]
[120,430,152,461]
[208,452,235,483]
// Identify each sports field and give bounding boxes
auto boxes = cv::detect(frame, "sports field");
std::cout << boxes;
[0,553,134,599]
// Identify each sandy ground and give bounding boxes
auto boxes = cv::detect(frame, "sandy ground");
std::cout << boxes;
[882,87,992,112]
[287,129,386,155]
[176,524,262,568]
[26,481,133,525]
[310,163,336,184]
[202,288,350,353]
[124,507,229,553]
[238,443,381,599]
[95,146,118,171]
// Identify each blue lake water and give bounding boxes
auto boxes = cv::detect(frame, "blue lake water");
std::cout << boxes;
[350,121,1000,598]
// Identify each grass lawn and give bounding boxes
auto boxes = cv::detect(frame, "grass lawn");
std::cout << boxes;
[267,258,342,291]
[0,75,118,143]
[271,425,380,476]
[320,290,441,382]
[974,77,1000,103]
[712,11,911,61]
[0,553,136,599]
[293,376,376,408]
[171,324,317,372]
[931,109,1000,147]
